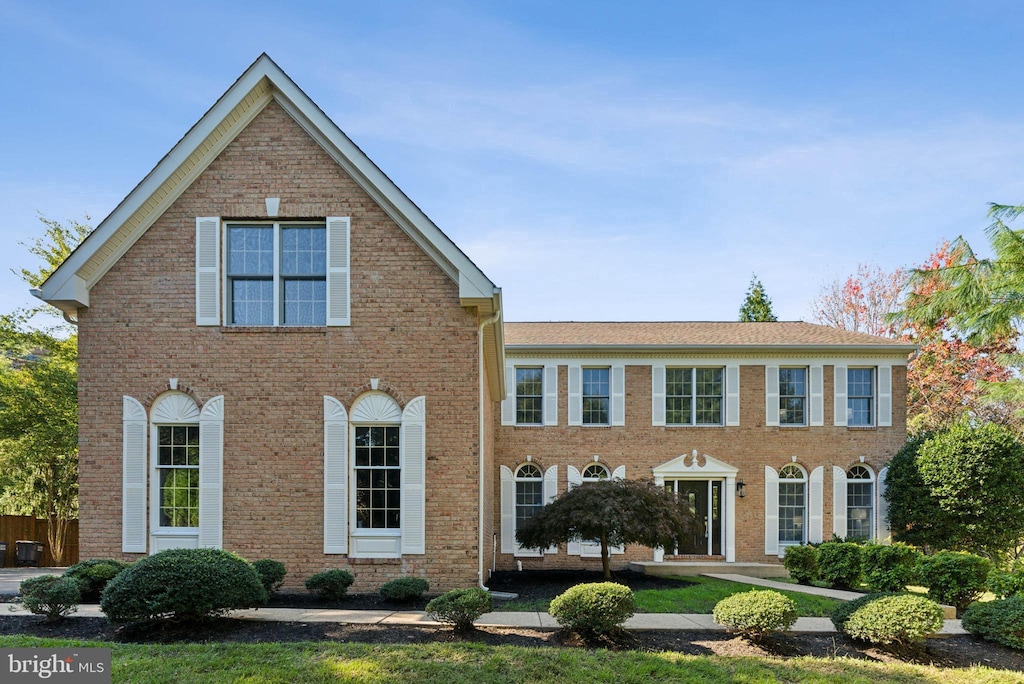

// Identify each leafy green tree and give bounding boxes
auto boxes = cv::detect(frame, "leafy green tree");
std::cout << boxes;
[738,275,778,322]
[885,424,1024,560]
[515,479,698,579]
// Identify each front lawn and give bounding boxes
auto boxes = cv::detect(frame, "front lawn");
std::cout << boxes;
[0,637,1018,684]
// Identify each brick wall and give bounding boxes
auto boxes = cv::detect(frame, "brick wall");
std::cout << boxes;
[494,362,908,571]
[77,101,485,591]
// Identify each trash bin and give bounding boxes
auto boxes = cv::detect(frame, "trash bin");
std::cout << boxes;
[0,541,7,567]
[15,541,44,567]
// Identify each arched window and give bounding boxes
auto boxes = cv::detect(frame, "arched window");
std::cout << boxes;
[846,465,874,540]
[150,393,202,534]
[582,463,610,481]
[778,464,806,545]
[515,463,544,530]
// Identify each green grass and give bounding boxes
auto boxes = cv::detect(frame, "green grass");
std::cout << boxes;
[0,636,1018,683]
[501,576,842,617]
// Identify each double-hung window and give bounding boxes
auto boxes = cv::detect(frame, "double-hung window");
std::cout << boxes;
[515,463,544,530]
[156,425,199,528]
[354,426,401,529]
[779,368,807,426]
[226,222,327,326]
[846,465,874,540]
[515,368,543,425]
[582,368,610,425]
[778,465,806,545]
[847,368,875,427]
[666,367,723,425]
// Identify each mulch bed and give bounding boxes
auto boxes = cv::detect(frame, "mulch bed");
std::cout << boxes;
[1,569,1021,672]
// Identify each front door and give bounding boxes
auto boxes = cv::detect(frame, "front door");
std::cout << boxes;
[666,479,722,555]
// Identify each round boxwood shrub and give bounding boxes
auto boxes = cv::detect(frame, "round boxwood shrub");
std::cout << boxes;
[783,545,819,585]
[918,550,991,612]
[962,596,1024,650]
[816,541,863,589]
[63,559,130,603]
[861,542,921,593]
[100,548,267,623]
[830,592,899,632]
[380,577,429,603]
[548,582,636,635]
[426,587,493,631]
[252,559,287,595]
[842,594,944,645]
[305,569,355,601]
[712,590,797,639]
[19,575,80,622]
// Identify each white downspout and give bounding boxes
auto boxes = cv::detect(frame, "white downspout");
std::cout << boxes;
[478,308,501,589]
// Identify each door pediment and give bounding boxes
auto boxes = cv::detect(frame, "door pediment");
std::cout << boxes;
[652,450,738,479]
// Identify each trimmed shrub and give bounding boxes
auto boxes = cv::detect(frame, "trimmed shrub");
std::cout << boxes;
[861,542,921,593]
[817,541,862,589]
[63,559,130,603]
[918,550,991,612]
[18,575,80,622]
[783,545,818,585]
[830,592,899,633]
[712,590,797,639]
[380,577,429,603]
[100,548,267,623]
[987,560,1024,599]
[252,559,287,595]
[426,587,493,631]
[962,596,1024,650]
[843,594,944,645]
[548,582,636,635]
[305,569,355,601]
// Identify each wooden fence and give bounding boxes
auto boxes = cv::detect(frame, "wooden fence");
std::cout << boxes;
[0,516,79,568]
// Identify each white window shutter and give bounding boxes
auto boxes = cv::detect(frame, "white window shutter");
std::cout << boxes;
[611,364,626,426]
[122,396,148,553]
[326,217,351,326]
[198,396,224,549]
[765,366,780,427]
[543,365,558,426]
[726,364,740,426]
[764,466,779,555]
[195,217,220,326]
[323,396,349,554]
[544,465,558,554]
[810,364,824,426]
[877,466,890,542]
[651,364,666,426]
[834,365,848,426]
[808,466,824,543]
[501,362,516,425]
[611,464,626,554]
[833,466,848,539]
[877,365,892,427]
[401,396,427,555]
[566,466,582,555]
[500,466,515,553]
[568,365,582,426]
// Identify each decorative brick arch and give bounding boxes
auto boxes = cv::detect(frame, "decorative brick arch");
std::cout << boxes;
[341,379,407,410]
[141,380,204,410]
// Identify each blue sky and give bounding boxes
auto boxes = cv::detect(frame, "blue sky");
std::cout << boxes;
[2,1,1023,323]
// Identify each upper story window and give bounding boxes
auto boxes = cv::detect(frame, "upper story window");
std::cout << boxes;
[515,367,543,425]
[666,367,723,426]
[778,464,806,545]
[226,223,327,326]
[847,368,875,427]
[779,367,807,426]
[846,465,874,540]
[582,367,610,425]
[354,426,401,529]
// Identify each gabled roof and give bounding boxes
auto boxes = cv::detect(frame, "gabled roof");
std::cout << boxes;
[505,321,916,354]
[38,53,501,318]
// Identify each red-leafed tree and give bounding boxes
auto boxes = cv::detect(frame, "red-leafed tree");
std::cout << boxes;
[812,263,906,337]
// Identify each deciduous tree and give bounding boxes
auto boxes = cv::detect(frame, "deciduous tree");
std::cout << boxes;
[811,263,905,337]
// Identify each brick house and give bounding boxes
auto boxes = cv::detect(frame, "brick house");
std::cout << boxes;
[38,55,913,590]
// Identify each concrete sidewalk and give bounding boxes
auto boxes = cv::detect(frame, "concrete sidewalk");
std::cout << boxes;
[0,602,967,635]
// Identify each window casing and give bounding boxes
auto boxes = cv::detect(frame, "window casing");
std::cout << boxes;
[582,367,610,425]
[666,367,723,425]
[515,463,544,530]
[156,425,200,528]
[226,222,327,326]
[847,368,875,427]
[778,465,806,545]
[515,367,543,425]
[779,367,807,426]
[354,426,401,529]
[846,465,874,540]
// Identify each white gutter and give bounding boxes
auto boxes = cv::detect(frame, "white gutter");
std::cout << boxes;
[477,308,502,589]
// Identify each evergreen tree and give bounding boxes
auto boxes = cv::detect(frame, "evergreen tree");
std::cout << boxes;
[738,275,778,322]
